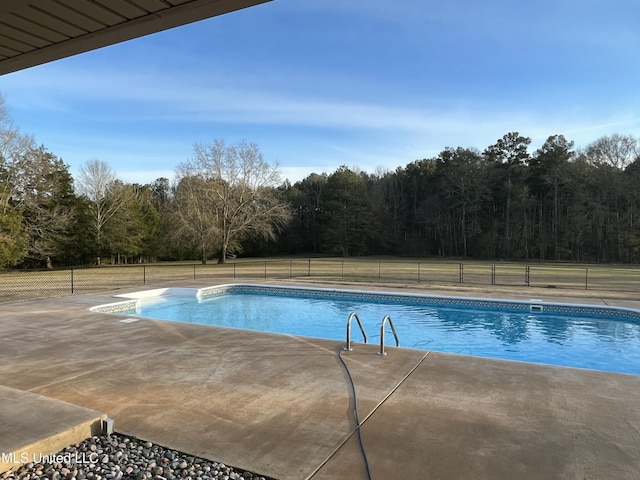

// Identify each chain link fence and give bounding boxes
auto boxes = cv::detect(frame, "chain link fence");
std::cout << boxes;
[2,259,640,304]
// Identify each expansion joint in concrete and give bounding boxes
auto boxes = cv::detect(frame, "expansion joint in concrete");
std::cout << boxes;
[306,351,430,479]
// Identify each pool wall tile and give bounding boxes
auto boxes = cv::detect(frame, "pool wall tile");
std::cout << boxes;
[91,284,640,324]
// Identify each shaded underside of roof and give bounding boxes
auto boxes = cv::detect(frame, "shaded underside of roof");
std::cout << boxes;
[0,0,271,75]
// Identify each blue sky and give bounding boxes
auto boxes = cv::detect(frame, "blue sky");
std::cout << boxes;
[1,0,639,185]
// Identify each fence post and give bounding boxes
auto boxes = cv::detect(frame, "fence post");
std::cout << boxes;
[70,268,74,294]
[193,264,196,280]
[264,261,267,279]
[525,265,530,286]
[378,261,381,280]
[143,265,146,285]
[459,263,464,283]
[290,260,292,278]
[341,260,344,277]
[418,262,421,283]
[308,259,311,276]
[491,265,496,285]
[585,268,589,290]
[233,263,236,279]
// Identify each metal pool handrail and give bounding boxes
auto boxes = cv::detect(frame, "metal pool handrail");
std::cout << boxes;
[378,315,400,356]
[344,312,368,351]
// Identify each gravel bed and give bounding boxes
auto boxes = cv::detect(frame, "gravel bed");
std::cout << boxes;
[1,433,275,480]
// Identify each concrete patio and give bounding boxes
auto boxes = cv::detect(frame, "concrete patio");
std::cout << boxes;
[2,281,640,479]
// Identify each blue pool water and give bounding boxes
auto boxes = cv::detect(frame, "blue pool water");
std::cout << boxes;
[108,285,640,375]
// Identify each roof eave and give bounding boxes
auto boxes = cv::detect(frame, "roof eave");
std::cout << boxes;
[0,0,272,76]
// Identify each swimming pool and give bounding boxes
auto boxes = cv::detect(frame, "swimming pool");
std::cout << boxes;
[94,284,640,375]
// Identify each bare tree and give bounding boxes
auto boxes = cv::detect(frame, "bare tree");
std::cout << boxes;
[175,139,291,263]
[583,134,639,169]
[0,93,31,267]
[0,93,35,213]
[170,175,221,264]
[75,159,134,264]
[0,93,34,163]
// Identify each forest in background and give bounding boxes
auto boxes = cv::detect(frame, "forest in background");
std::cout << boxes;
[2,93,640,268]
[283,132,640,263]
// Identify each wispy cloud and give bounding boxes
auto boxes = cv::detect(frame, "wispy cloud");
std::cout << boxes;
[10,63,634,141]
[7,59,640,185]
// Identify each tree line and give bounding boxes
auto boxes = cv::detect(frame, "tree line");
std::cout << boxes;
[0,93,291,268]
[282,132,640,263]
[1,92,639,268]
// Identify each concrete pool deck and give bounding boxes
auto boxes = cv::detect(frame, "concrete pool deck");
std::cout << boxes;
[2,280,640,479]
